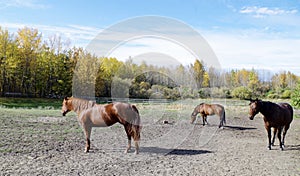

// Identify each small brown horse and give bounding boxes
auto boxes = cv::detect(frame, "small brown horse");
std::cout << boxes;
[248,98,293,150]
[61,97,141,154]
[191,103,226,128]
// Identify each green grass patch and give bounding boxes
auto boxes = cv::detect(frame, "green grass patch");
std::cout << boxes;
[0,97,62,109]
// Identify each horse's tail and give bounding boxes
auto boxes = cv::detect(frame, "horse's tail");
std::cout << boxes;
[223,110,226,125]
[219,108,226,128]
[287,104,293,123]
[131,105,141,141]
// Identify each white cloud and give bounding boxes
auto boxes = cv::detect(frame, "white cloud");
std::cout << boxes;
[0,22,101,47]
[240,6,298,18]
[201,30,300,75]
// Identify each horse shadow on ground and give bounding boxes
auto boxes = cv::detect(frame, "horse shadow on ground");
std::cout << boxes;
[141,147,212,155]
[192,123,257,131]
[223,125,257,131]
[285,144,300,151]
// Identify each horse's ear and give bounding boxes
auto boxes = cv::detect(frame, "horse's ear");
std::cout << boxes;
[255,98,262,102]
[64,96,69,101]
[244,98,253,102]
[88,101,96,107]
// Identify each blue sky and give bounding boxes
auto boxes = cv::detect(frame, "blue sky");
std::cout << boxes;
[0,0,300,75]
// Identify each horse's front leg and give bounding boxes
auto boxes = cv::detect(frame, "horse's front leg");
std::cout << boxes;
[204,116,209,125]
[124,125,132,154]
[83,124,92,153]
[201,115,207,126]
[266,126,272,150]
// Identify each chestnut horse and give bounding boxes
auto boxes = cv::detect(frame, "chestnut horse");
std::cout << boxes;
[61,97,141,154]
[248,98,293,150]
[191,103,226,128]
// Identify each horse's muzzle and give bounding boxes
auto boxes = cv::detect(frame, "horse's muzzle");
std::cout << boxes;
[249,116,254,120]
[62,109,70,116]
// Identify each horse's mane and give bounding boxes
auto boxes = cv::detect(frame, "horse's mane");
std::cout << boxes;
[261,100,278,109]
[259,100,283,116]
[71,97,96,113]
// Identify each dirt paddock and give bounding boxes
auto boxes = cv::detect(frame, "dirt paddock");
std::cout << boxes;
[0,103,299,176]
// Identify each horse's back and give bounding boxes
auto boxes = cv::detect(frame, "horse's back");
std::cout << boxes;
[212,104,225,113]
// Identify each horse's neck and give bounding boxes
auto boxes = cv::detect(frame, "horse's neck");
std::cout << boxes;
[73,105,83,114]
[71,99,93,114]
[193,107,200,116]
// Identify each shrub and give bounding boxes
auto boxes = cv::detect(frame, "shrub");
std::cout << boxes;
[281,89,292,99]
[211,87,231,98]
[231,86,252,99]
[291,83,300,108]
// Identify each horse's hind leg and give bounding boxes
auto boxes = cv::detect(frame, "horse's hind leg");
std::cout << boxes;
[124,135,132,154]
[134,140,139,155]
[282,124,290,148]
[277,127,284,150]
[271,128,277,146]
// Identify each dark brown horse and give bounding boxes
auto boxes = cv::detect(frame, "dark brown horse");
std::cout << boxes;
[191,103,226,128]
[248,98,293,150]
[61,97,141,154]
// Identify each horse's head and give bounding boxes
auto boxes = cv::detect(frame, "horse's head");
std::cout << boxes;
[190,112,197,124]
[248,98,261,120]
[191,104,203,124]
[62,97,72,116]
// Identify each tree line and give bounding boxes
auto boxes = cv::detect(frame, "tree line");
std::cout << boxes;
[0,27,299,106]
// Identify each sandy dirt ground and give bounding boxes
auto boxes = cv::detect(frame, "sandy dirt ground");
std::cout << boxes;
[0,103,299,176]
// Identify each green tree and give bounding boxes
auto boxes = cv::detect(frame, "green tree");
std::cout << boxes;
[0,27,12,95]
[16,27,42,96]
[95,57,122,97]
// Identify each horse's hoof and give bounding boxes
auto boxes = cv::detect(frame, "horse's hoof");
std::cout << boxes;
[124,148,130,154]
[267,146,271,150]
[134,151,139,155]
